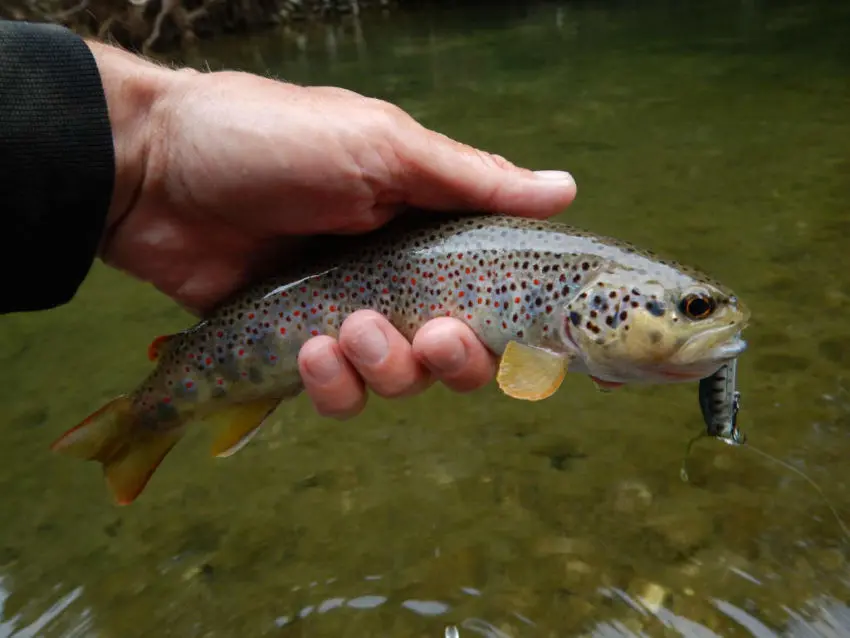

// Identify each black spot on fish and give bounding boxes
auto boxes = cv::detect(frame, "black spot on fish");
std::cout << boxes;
[646,300,665,317]
[570,311,581,326]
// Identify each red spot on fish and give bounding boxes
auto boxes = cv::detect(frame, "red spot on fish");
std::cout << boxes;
[494,302,500,308]
[311,330,319,336]
[457,253,463,259]
[359,286,365,293]
[280,327,287,335]
[293,311,300,317]
[162,396,171,404]
[217,379,224,385]
[467,314,473,320]
[382,288,389,294]
[205,357,212,365]
[313,291,319,297]
[329,305,337,312]
[248,313,255,320]
[533,279,540,286]
[311,308,317,315]
[477,298,483,305]
[217,330,224,338]
[238,349,245,357]
[430,304,436,311]
[438,276,445,282]
[515,297,521,304]
[392,275,398,282]
[345,275,352,283]
[465,268,471,274]
[506,272,512,278]
[188,353,195,359]
[279,312,284,318]
[185,381,194,389]
[300,287,308,293]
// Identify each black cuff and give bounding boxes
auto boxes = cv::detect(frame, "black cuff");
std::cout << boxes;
[0,20,115,314]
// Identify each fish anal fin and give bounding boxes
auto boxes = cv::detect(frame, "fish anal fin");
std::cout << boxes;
[51,395,186,505]
[496,341,568,401]
[203,397,283,458]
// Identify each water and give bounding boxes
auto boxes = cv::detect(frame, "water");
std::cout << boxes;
[2,0,849,635]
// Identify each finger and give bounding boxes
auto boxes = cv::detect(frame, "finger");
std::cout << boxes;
[393,120,578,218]
[298,335,368,419]
[412,317,497,393]
[338,310,434,399]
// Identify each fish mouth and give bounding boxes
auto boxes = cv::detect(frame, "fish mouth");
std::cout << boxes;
[654,328,747,382]
[710,335,748,360]
[678,322,748,363]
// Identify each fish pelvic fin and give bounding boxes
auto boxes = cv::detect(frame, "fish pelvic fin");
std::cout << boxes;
[496,341,568,401]
[202,397,284,458]
[50,395,185,506]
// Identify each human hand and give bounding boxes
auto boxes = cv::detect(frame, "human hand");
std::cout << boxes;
[90,41,577,418]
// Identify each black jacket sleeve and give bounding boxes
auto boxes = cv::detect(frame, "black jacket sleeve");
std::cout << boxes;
[0,20,115,315]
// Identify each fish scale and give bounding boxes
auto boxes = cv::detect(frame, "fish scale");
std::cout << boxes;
[50,212,750,505]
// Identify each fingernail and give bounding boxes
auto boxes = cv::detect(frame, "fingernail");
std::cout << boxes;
[424,338,467,374]
[303,344,342,384]
[350,319,389,365]
[533,170,575,182]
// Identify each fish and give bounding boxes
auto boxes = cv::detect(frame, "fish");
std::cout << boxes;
[50,212,751,505]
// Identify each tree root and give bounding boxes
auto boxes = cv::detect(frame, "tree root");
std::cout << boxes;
[6,0,394,54]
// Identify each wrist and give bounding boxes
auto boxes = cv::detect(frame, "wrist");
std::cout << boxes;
[83,41,195,251]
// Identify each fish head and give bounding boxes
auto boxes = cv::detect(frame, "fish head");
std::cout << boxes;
[560,266,750,384]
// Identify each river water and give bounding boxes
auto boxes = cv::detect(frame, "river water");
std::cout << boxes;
[2,0,849,636]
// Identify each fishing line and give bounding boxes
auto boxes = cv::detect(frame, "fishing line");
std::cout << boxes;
[681,436,850,542]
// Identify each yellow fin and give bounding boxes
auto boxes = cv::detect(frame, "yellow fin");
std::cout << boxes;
[203,398,282,458]
[496,341,568,401]
[51,395,185,506]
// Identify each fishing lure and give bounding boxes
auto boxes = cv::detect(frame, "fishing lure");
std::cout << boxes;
[698,358,746,445]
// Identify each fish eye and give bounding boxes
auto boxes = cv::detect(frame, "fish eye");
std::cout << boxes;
[679,293,716,320]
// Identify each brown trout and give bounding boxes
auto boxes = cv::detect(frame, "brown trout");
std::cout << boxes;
[52,213,750,504]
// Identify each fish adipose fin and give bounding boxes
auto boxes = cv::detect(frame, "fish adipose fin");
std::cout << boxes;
[496,341,568,401]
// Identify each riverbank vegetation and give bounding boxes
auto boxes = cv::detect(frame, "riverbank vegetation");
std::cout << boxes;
[0,0,394,53]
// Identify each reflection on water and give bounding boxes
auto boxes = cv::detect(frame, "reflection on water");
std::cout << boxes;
[0,578,90,637]
[2,0,850,635]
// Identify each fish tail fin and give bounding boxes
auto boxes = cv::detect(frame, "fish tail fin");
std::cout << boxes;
[50,395,184,506]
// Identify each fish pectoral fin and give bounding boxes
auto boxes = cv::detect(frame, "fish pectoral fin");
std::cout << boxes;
[496,341,568,401]
[51,395,185,506]
[203,398,283,458]
[590,375,625,393]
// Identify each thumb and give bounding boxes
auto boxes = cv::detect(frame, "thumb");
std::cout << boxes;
[396,126,577,218]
